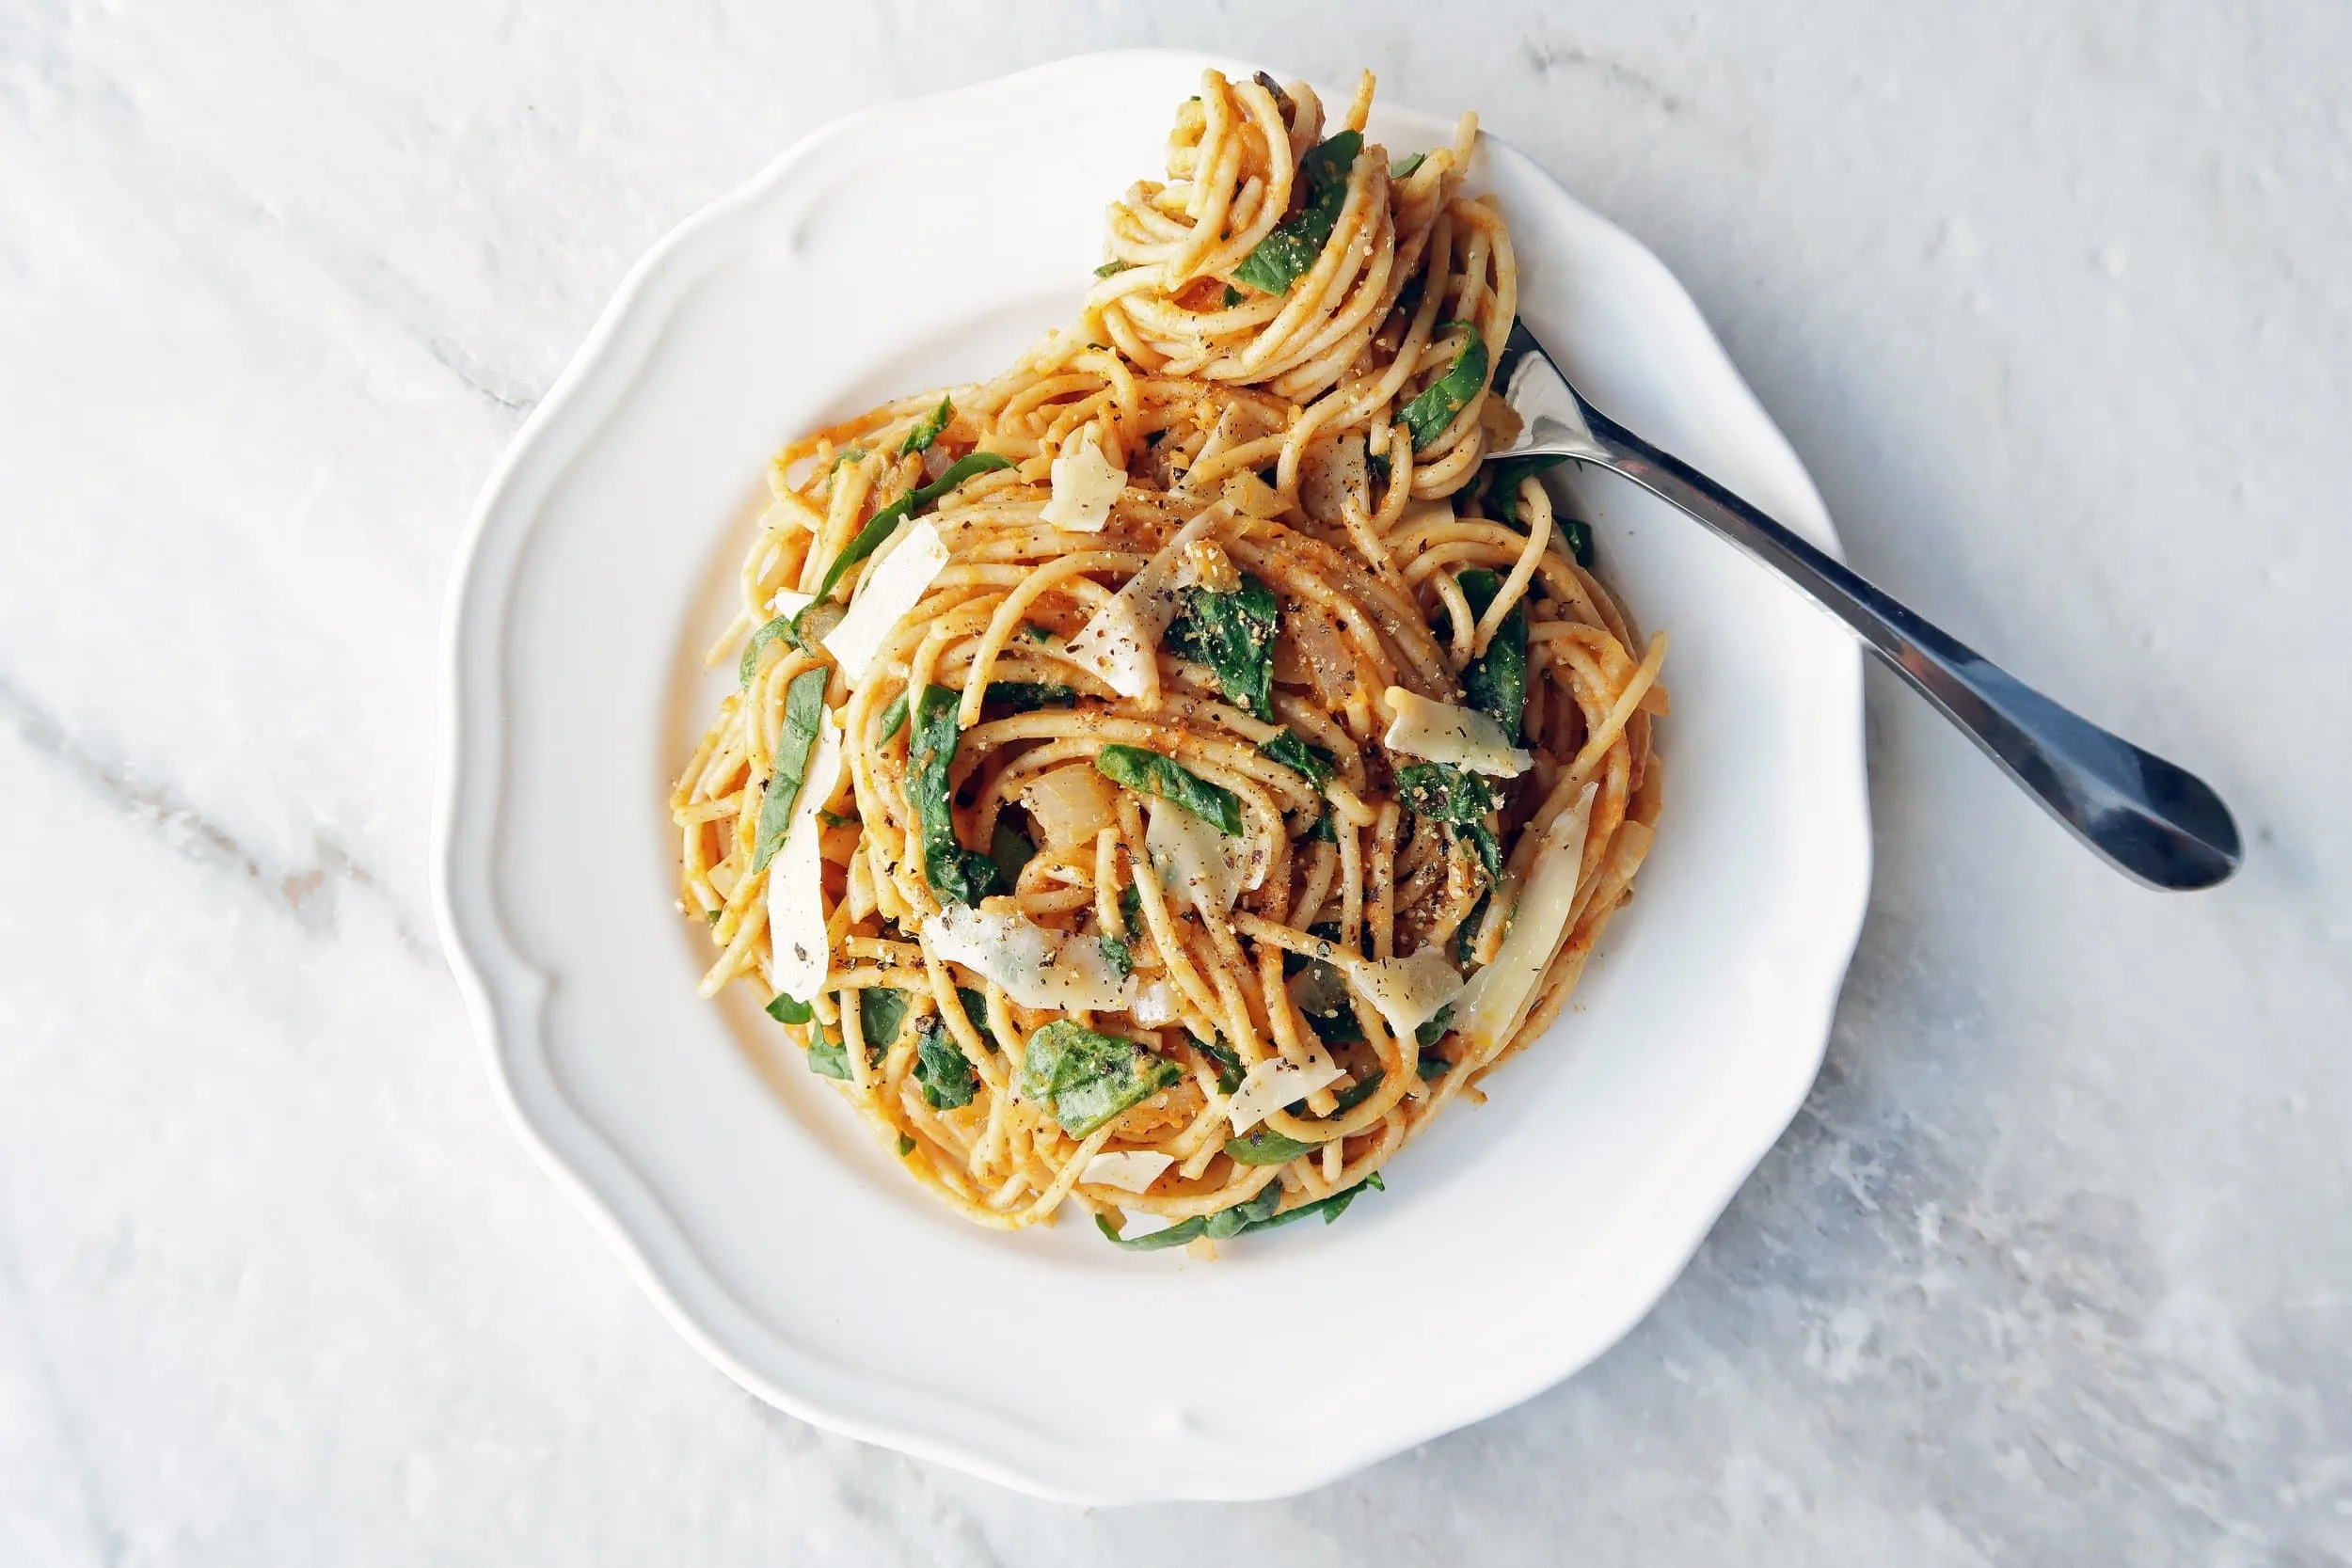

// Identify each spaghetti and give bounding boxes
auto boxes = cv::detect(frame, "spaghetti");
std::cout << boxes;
[673,70,1666,1253]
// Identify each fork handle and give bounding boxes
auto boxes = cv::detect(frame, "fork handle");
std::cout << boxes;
[1571,401,2241,890]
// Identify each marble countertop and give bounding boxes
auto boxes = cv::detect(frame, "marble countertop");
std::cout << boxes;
[4,3,2346,1562]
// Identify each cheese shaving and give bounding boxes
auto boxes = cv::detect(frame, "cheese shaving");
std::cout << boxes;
[1041,432,1126,531]
[1453,784,1597,1055]
[1224,1053,1346,1135]
[764,711,845,1004]
[1352,945,1467,1044]
[1064,509,1221,699]
[925,904,1136,1013]
[1382,686,1533,777]
[822,518,948,685]
[1080,1150,1175,1193]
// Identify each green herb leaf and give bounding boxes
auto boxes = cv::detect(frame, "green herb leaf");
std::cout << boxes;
[786,597,846,654]
[982,681,1076,712]
[1456,894,1488,965]
[877,690,908,743]
[1095,1212,1206,1250]
[1461,820,1502,882]
[1225,1128,1320,1164]
[1020,1021,1184,1137]
[1368,451,1392,487]
[898,396,952,457]
[814,451,1013,602]
[1304,1006,1365,1047]
[1257,727,1334,789]
[1203,1180,1285,1238]
[1414,1003,1454,1051]
[1096,745,1244,835]
[806,1023,850,1080]
[738,615,796,687]
[1391,151,1426,180]
[913,1020,979,1109]
[987,818,1037,889]
[765,992,812,1024]
[1394,761,1502,826]
[1120,882,1144,931]
[827,444,867,475]
[1233,130,1363,295]
[1167,574,1279,720]
[704,908,724,927]
[1401,324,1490,451]
[860,987,911,1053]
[1093,260,1132,278]
[908,685,1002,907]
[1483,453,1565,528]
[1456,566,1529,742]
[898,1133,917,1156]
[1191,1033,1245,1097]
[749,667,831,874]
[1221,283,1244,308]
[1021,622,1055,642]
[1418,1054,1452,1082]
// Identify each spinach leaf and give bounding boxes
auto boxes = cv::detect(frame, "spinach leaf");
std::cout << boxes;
[859,987,911,1052]
[898,395,952,457]
[738,615,796,687]
[1168,574,1279,720]
[806,1023,850,1081]
[1304,1007,1364,1047]
[897,1133,916,1156]
[1120,882,1144,932]
[987,818,1037,889]
[1418,1054,1452,1081]
[1415,1004,1454,1051]
[1456,894,1488,964]
[913,1020,979,1109]
[907,684,1002,906]
[749,667,831,874]
[1401,323,1490,451]
[786,597,845,654]
[982,681,1076,712]
[1368,451,1392,487]
[1095,745,1243,835]
[877,690,908,743]
[1203,1180,1285,1238]
[1258,727,1335,789]
[1394,761,1502,825]
[765,992,812,1025]
[953,985,999,1053]
[1307,811,1337,843]
[1225,1128,1321,1165]
[1485,451,1592,564]
[1391,151,1426,180]
[1021,622,1055,642]
[1020,1021,1184,1137]
[1094,1212,1206,1250]
[1330,1070,1386,1114]
[1099,933,1135,982]
[1190,1033,1245,1097]
[1233,130,1363,295]
[1456,566,1529,743]
[1093,260,1132,278]
[814,451,1013,601]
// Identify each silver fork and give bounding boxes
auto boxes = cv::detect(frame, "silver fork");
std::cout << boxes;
[1489,322,2241,891]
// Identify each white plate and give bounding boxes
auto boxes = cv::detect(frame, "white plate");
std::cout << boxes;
[433,50,1870,1505]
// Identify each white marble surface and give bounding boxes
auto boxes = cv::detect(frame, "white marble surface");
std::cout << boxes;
[3,2,2346,1561]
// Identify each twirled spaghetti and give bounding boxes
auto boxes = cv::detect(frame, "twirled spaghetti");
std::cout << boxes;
[673,70,1666,1253]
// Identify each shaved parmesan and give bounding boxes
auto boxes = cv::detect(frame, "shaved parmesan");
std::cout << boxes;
[1081,1150,1174,1193]
[1145,797,1248,913]
[1383,686,1533,777]
[1041,434,1127,532]
[1116,1210,1177,1243]
[925,904,1136,1013]
[1453,784,1597,1056]
[768,587,815,619]
[1129,979,1181,1026]
[822,519,948,685]
[1064,510,1221,699]
[1353,945,1467,1045]
[764,711,846,1003]
[1225,1053,1347,1135]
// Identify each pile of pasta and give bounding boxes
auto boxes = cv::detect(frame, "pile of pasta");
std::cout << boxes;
[674,69,1665,1253]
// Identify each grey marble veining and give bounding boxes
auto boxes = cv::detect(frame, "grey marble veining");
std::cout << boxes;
[1,2,2345,1562]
